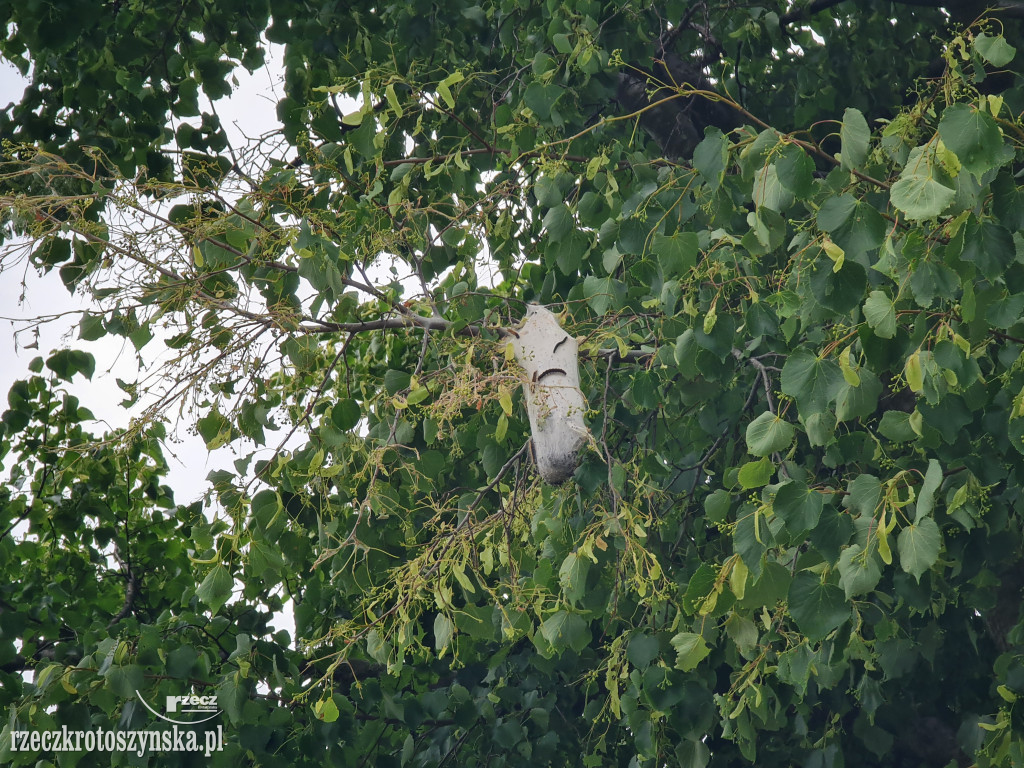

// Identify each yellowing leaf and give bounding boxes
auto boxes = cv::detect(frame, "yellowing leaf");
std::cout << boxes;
[877,508,892,565]
[730,557,748,601]
[385,83,403,117]
[341,109,365,126]
[905,350,924,393]
[822,238,845,272]
[839,345,861,386]
[437,71,464,110]
[703,305,718,334]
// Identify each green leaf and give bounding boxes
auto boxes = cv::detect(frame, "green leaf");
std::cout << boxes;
[804,410,837,447]
[915,459,942,522]
[655,232,698,277]
[683,563,719,615]
[780,350,843,416]
[543,203,573,242]
[840,107,870,170]
[897,517,941,582]
[197,410,230,449]
[704,489,731,523]
[844,474,882,518]
[890,174,955,221]
[693,129,729,190]
[734,509,770,579]
[975,32,1017,68]
[216,674,248,725]
[79,314,105,341]
[837,544,882,599]
[384,369,412,394]
[627,633,661,670]
[738,457,773,489]
[640,666,688,711]
[366,630,391,664]
[775,144,814,197]
[523,82,561,120]
[46,349,96,381]
[552,229,590,275]
[909,260,960,308]
[437,70,464,109]
[879,411,917,442]
[104,665,144,698]
[670,632,712,671]
[863,291,896,339]
[535,174,564,207]
[196,564,233,614]
[332,399,362,430]
[834,368,882,423]
[774,481,823,534]
[817,194,857,232]
[745,411,796,457]
[787,572,850,641]
[676,739,711,768]
[753,165,793,212]
[315,697,340,723]
[809,507,855,564]
[434,613,454,652]
[539,611,590,652]
[938,103,1007,178]
[558,552,590,605]
[961,219,1015,281]
[674,328,699,376]
[341,109,365,127]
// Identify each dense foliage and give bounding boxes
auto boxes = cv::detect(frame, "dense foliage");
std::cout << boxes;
[3,0,1024,765]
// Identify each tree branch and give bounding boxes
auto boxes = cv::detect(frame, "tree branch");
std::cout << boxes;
[108,568,140,627]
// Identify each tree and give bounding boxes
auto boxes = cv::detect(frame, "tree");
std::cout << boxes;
[1,0,1024,765]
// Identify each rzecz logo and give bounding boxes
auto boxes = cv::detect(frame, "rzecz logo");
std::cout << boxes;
[135,691,220,724]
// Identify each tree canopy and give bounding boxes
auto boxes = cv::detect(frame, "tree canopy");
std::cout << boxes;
[2,0,1024,766]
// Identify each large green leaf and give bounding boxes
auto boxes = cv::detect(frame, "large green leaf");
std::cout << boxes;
[975,32,1017,66]
[898,518,941,582]
[745,411,796,457]
[915,459,942,522]
[558,551,590,605]
[781,351,843,416]
[863,291,896,339]
[693,129,729,190]
[655,232,699,277]
[788,573,850,641]
[938,103,1009,178]
[840,107,869,170]
[196,564,233,614]
[773,481,823,534]
[539,611,590,653]
[671,632,712,671]
[890,174,955,221]
[837,544,882,599]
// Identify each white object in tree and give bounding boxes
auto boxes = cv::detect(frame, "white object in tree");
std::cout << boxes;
[512,305,590,484]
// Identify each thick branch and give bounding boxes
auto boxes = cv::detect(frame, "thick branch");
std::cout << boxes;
[108,569,140,627]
